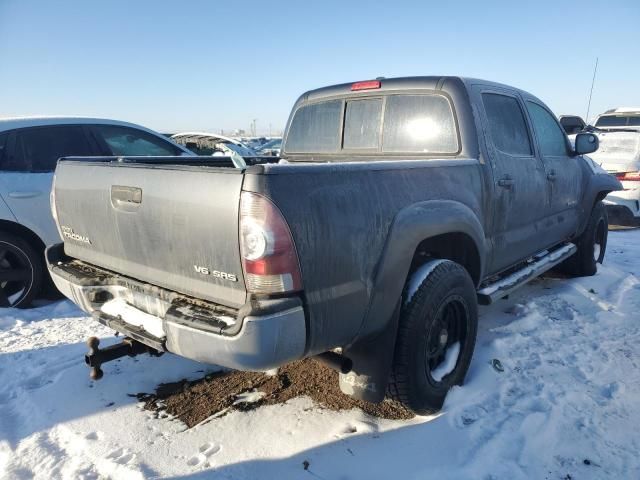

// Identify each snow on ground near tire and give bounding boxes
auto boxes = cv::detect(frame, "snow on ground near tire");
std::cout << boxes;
[1,231,639,479]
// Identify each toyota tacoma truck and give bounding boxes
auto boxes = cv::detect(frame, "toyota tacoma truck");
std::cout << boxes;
[46,77,621,414]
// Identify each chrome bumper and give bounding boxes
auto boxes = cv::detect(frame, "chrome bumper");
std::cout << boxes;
[46,244,307,371]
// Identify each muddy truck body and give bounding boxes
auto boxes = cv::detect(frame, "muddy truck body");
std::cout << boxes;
[47,77,620,413]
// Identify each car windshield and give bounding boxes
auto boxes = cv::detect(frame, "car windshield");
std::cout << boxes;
[260,139,282,150]
[595,115,640,128]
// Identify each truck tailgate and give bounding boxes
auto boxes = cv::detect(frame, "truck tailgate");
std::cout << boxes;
[53,160,246,308]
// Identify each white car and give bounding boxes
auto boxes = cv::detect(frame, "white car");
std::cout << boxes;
[0,117,192,307]
[171,132,258,158]
[587,108,640,224]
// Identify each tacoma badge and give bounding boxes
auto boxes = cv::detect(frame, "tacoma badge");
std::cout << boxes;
[60,226,92,245]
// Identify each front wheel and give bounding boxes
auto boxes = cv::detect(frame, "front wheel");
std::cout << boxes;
[388,260,478,415]
[0,232,43,308]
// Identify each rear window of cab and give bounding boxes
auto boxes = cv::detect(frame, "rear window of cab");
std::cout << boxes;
[284,94,459,155]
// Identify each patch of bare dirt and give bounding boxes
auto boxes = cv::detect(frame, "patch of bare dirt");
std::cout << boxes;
[139,359,413,427]
[609,224,639,231]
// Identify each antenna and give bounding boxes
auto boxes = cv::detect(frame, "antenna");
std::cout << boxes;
[585,57,599,122]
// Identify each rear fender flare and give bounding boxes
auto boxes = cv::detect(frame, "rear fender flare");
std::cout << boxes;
[357,200,485,342]
[577,165,622,235]
[340,200,485,402]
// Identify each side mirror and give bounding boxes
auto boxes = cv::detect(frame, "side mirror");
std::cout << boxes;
[574,132,599,155]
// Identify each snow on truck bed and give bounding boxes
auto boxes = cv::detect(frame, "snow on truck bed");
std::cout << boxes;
[1,230,640,480]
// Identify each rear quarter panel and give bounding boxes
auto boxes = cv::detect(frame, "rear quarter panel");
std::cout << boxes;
[244,160,485,354]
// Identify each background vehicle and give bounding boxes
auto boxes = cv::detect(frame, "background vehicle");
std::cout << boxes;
[171,132,258,157]
[0,117,191,307]
[256,138,282,157]
[585,108,640,224]
[243,137,269,151]
[559,115,586,135]
[47,77,620,414]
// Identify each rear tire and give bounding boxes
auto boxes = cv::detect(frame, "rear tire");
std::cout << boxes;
[0,232,43,308]
[560,202,608,277]
[388,260,478,415]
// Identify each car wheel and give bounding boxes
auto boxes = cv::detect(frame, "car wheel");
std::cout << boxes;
[388,260,478,415]
[560,201,608,277]
[0,232,43,308]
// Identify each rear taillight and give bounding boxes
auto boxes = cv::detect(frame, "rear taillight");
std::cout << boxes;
[615,171,640,181]
[239,192,302,294]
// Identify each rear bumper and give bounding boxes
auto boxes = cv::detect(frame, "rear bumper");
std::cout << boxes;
[46,244,307,371]
[604,184,640,219]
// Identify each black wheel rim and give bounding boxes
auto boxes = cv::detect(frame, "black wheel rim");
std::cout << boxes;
[0,243,33,307]
[425,294,469,387]
[594,219,606,263]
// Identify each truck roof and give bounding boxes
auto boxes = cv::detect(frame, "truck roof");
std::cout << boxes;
[299,76,526,103]
[602,108,640,115]
[0,116,159,134]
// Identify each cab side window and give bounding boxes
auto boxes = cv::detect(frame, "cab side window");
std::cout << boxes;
[482,93,532,156]
[526,102,568,156]
[9,126,93,172]
[92,125,181,156]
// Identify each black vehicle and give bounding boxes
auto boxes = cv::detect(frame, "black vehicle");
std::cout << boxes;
[47,77,620,414]
[559,115,586,135]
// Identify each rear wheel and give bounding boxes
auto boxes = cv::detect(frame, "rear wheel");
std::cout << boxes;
[388,260,478,415]
[0,232,43,308]
[560,202,608,277]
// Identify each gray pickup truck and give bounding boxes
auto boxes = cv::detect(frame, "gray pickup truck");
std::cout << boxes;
[47,77,620,414]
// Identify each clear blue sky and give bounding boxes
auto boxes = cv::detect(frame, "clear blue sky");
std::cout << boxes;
[1,0,638,134]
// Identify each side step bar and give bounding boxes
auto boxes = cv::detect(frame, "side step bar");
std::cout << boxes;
[477,243,576,305]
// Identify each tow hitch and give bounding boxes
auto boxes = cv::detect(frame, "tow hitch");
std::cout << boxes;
[85,336,162,380]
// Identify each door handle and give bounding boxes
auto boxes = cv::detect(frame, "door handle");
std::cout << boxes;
[111,185,142,204]
[497,176,514,188]
[111,185,142,212]
[547,171,557,182]
[8,191,42,199]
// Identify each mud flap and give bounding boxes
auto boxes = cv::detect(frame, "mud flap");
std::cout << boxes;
[338,300,401,403]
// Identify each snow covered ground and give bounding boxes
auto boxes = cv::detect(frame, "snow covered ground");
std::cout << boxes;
[1,230,639,480]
